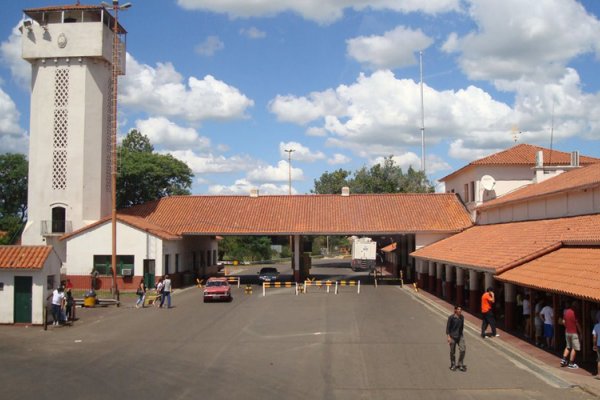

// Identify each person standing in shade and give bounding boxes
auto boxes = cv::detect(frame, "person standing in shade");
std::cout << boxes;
[481,287,498,338]
[560,302,581,369]
[160,275,172,308]
[540,302,555,348]
[447,305,467,371]
[592,317,600,380]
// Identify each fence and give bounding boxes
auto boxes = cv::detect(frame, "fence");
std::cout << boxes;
[262,281,298,296]
[303,279,360,294]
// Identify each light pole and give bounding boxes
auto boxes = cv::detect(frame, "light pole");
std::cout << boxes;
[284,149,295,195]
[102,0,131,299]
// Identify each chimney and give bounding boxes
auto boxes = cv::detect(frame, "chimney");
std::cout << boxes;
[250,188,259,198]
[571,151,580,167]
[535,150,543,167]
[341,186,350,197]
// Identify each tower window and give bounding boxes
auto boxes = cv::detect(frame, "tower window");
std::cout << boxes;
[51,206,66,233]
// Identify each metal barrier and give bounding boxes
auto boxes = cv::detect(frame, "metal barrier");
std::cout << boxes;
[262,281,298,296]
[374,271,403,288]
[304,280,360,295]
[226,277,241,288]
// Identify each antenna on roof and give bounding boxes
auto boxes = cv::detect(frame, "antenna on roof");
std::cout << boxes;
[511,125,521,143]
[549,98,555,165]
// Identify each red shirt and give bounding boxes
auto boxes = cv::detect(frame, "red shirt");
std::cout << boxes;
[481,292,493,313]
[563,308,578,334]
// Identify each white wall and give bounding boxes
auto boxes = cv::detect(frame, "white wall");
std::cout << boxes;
[415,232,453,250]
[64,221,165,277]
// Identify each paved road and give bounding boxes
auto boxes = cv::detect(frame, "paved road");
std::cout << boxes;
[0,285,592,400]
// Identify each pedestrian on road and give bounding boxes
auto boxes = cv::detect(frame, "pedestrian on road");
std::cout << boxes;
[560,302,581,369]
[481,287,498,338]
[64,288,74,321]
[155,278,164,307]
[592,317,600,379]
[160,275,172,308]
[446,305,467,371]
[540,302,555,348]
[135,280,146,308]
[47,286,65,326]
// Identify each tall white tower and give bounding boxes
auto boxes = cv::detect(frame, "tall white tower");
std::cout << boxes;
[20,4,126,255]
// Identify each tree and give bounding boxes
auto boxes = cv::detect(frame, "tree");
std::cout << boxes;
[219,236,273,262]
[311,168,351,194]
[312,156,433,194]
[117,130,193,208]
[0,153,28,244]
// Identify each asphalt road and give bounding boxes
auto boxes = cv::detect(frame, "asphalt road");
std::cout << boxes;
[0,283,593,400]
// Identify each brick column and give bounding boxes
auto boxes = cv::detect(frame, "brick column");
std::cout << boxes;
[428,261,436,293]
[469,269,480,315]
[435,263,443,297]
[455,267,464,307]
[444,264,454,302]
[504,282,516,330]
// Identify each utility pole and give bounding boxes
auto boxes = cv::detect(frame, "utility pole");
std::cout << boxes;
[103,0,132,300]
[419,51,425,175]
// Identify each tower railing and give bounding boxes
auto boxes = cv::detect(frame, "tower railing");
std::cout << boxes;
[41,220,73,236]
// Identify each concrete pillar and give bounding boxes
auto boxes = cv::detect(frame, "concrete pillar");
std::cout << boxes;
[484,272,494,292]
[504,282,516,330]
[469,269,480,314]
[428,261,436,293]
[417,259,425,289]
[436,263,443,297]
[444,264,454,302]
[293,234,301,282]
[455,267,464,307]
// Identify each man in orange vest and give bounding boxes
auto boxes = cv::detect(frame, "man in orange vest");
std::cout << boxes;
[481,287,498,338]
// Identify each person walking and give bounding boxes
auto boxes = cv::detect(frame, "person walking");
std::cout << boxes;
[160,275,172,308]
[135,280,146,308]
[446,305,467,371]
[47,286,65,326]
[560,302,581,369]
[64,288,75,321]
[593,317,600,380]
[540,302,555,348]
[155,278,164,307]
[481,287,498,338]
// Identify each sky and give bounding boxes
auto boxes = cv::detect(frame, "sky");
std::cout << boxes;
[1,0,600,195]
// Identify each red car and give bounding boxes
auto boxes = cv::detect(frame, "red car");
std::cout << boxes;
[203,278,232,303]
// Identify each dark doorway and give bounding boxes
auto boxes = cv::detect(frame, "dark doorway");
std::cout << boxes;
[144,259,155,289]
[52,206,66,233]
[14,276,32,323]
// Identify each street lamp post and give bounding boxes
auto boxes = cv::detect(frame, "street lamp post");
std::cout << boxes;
[103,0,131,299]
[284,149,295,195]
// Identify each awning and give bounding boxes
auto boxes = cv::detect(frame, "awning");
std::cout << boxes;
[495,246,600,303]
[381,242,397,252]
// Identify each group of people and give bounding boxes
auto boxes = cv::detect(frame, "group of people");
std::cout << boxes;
[135,275,172,309]
[447,286,598,377]
[47,283,75,326]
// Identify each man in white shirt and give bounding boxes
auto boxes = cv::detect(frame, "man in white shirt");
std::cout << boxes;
[522,294,531,338]
[540,303,554,348]
[48,286,65,326]
[160,275,172,308]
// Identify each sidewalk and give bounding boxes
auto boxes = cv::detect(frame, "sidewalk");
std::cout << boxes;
[403,286,600,398]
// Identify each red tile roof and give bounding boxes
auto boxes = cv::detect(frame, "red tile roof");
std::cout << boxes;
[496,246,600,302]
[61,214,181,241]
[411,214,600,272]
[478,163,600,211]
[381,242,397,252]
[117,193,472,236]
[0,246,53,269]
[440,144,600,181]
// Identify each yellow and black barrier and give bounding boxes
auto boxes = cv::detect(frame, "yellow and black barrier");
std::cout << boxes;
[303,280,360,294]
[262,281,298,296]
[226,276,241,288]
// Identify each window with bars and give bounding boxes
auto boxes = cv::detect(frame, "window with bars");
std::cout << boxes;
[52,68,69,190]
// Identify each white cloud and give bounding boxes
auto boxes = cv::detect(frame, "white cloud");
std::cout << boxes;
[448,139,501,161]
[270,70,513,151]
[0,87,28,153]
[444,0,600,84]
[347,26,433,69]
[327,153,350,165]
[208,179,295,195]
[176,0,460,25]
[372,152,450,175]
[167,150,259,174]
[135,117,210,151]
[121,54,254,122]
[240,27,266,39]
[279,141,325,162]
[246,160,304,182]
[0,24,30,90]
[195,36,225,56]
[306,126,327,136]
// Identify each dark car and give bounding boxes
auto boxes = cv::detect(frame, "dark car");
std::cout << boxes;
[257,267,280,283]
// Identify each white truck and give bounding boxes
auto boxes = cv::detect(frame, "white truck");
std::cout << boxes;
[351,237,377,272]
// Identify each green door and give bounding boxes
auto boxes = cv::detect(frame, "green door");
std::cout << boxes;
[14,276,32,323]
[143,259,155,289]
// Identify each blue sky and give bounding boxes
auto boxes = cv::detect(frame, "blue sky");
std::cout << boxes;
[1,0,600,194]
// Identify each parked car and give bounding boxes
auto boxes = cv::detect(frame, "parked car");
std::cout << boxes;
[203,277,232,302]
[257,267,280,283]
